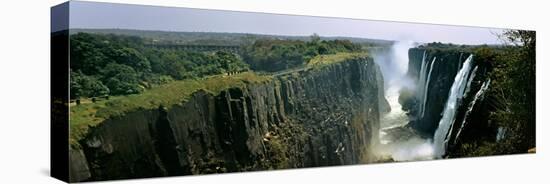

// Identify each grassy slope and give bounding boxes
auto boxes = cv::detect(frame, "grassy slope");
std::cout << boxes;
[69,52,369,147]
[307,52,369,67]
[69,72,271,146]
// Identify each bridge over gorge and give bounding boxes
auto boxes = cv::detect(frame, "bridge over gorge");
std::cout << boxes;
[144,43,242,53]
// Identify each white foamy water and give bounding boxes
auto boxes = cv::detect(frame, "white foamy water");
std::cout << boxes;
[374,41,435,161]
[378,85,434,161]
[380,86,409,130]
[433,54,475,158]
[379,85,408,145]
[390,138,434,161]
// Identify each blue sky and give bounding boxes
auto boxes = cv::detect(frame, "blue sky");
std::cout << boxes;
[67,1,508,45]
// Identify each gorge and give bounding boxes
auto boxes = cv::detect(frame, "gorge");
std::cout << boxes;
[52,3,536,183]
[67,34,523,182]
[373,42,499,161]
[69,55,386,182]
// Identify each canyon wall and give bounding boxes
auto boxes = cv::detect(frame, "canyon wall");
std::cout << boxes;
[403,48,468,136]
[69,57,385,182]
[401,47,493,154]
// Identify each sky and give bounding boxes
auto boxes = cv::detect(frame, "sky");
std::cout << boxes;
[66,1,509,45]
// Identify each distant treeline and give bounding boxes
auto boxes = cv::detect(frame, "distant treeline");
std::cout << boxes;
[72,29,392,46]
[69,33,249,99]
[242,34,362,72]
[69,32,363,99]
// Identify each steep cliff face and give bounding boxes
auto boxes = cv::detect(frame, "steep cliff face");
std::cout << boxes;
[401,47,492,151]
[69,57,384,182]
[402,48,468,136]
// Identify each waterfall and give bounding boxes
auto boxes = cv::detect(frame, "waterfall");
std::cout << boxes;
[454,79,491,144]
[463,66,478,97]
[450,66,479,142]
[496,127,506,142]
[457,53,463,73]
[374,41,437,161]
[445,64,478,146]
[433,54,475,158]
[375,41,414,142]
[420,57,436,118]
[416,51,428,119]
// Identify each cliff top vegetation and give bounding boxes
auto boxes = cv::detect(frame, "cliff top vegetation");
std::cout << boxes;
[69,72,271,147]
[68,32,371,147]
[307,52,369,68]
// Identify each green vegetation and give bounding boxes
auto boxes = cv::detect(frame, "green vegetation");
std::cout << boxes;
[68,51,367,147]
[70,32,364,99]
[73,29,392,47]
[70,32,250,99]
[69,72,271,146]
[307,52,368,67]
[70,71,110,98]
[454,30,536,156]
[68,32,369,147]
[242,34,362,72]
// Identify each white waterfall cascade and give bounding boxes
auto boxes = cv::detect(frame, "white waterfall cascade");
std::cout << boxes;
[420,57,436,118]
[496,127,506,142]
[374,42,435,161]
[433,54,475,158]
[416,51,428,119]
[454,79,491,144]
[376,42,414,143]
[463,66,479,97]
[457,53,464,73]
[444,62,478,148]
[447,66,478,142]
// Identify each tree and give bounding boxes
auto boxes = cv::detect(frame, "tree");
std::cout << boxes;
[214,51,248,73]
[478,30,536,153]
[101,63,142,95]
[503,30,536,49]
[70,33,108,75]
[317,44,329,55]
[70,71,84,99]
[242,37,361,72]
[111,47,152,74]
[70,71,109,99]
[310,33,321,43]
[162,52,191,80]
[502,30,536,150]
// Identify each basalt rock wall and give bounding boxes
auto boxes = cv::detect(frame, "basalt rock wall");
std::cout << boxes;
[69,57,385,182]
